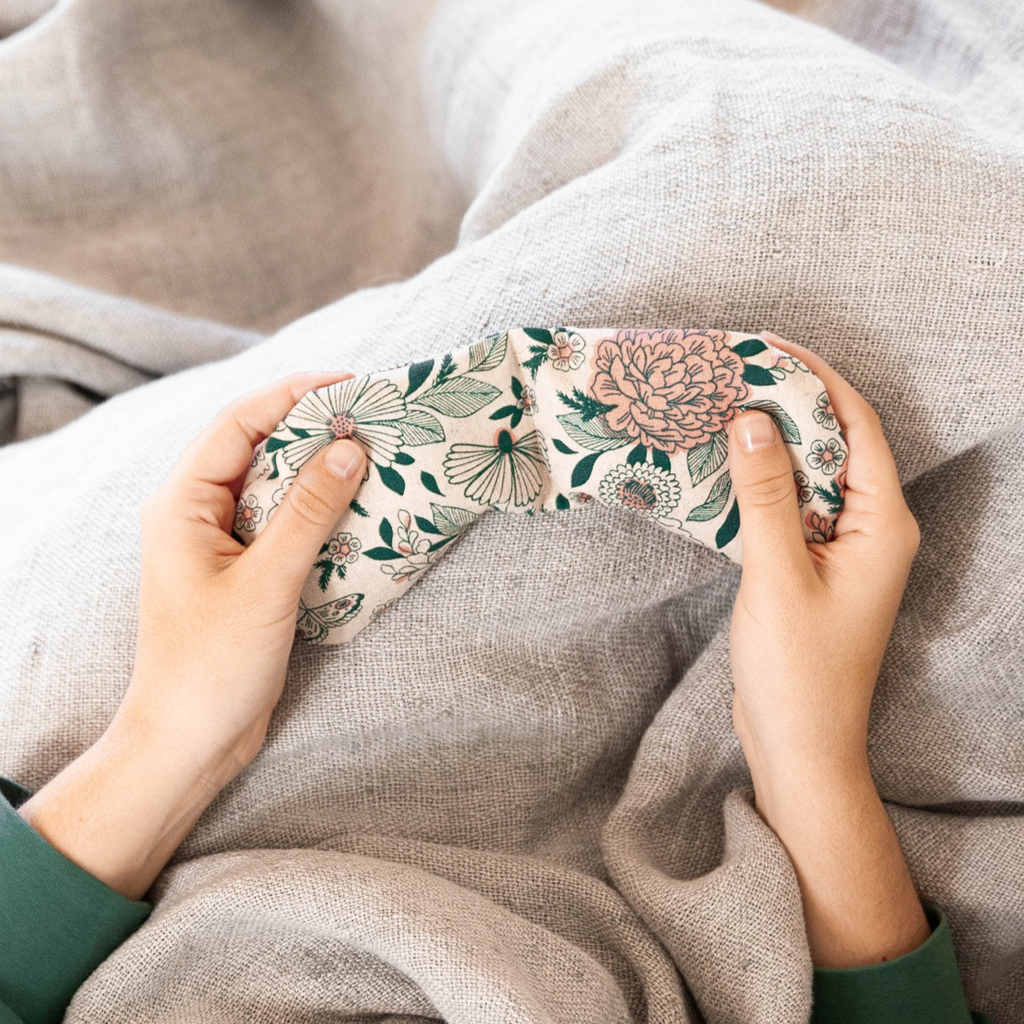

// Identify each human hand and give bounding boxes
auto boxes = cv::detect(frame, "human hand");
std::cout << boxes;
[727,334,919,795]
[121,371,367,783]
[726,334,929,967]
[20,373,367,899]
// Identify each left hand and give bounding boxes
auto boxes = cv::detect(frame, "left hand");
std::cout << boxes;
[20,373,367,899]
[123,371,366,783]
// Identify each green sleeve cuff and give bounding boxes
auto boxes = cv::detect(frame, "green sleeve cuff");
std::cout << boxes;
[811,902,990,1024]
[0,775,152,1024]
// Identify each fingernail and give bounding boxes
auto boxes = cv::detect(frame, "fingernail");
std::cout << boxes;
[736,411,776,450]
[324,441,364,479]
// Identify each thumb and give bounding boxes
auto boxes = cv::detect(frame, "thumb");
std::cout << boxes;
[248,439,367,595]
[727,411,811,583]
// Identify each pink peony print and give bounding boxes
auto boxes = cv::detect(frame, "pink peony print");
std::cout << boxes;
[589,329,748,454]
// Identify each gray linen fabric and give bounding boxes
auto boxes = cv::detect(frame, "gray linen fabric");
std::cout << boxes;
[0,0,1021,1021]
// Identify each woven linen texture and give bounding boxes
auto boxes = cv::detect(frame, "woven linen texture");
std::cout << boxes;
[0,0,1021,1021]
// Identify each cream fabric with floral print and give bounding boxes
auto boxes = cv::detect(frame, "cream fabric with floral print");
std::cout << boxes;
[238,328,846,644]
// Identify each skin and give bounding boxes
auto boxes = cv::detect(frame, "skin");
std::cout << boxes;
[727,332,929,966]
[19,343,930,969]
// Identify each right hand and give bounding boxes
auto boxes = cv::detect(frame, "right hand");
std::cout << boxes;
[725,334,930,968]
[726,334,921,794]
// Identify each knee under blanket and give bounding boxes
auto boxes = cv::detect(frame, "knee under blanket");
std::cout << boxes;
[0,0,1022,1021]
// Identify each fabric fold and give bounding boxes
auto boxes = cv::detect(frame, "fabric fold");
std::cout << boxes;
[238,327,846,644]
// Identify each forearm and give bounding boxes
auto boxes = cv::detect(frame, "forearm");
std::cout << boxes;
[17,713,227,901]
[748,748,930,968]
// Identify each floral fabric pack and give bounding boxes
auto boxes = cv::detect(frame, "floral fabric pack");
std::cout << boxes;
[237,328,848,644]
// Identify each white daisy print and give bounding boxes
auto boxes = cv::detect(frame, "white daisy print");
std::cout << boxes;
[281,377,407,469]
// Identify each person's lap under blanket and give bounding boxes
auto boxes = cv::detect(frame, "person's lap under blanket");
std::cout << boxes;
[0,0,1021,1021]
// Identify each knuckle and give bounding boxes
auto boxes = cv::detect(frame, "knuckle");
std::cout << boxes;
[741,470,796,510]
[286,476,333,526]
[895,509,921,551]
[860,401,882,427]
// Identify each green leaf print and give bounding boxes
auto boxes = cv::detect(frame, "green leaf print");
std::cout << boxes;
[315,559,335,592]
[468,331,508,372]
[731,338,767,358]
[715,498,741,549]
[552,438,576,455]
[489,404,518,421]
[415,515,444,536]
[405,359,434,397]
[420,471,443,495]
[377,464,405,495]
[556,411,629,453]
[363,546,401,560]
[427,535,458,553]
[686,471,732,522]
[555,494,571,510]
[523,344,549,379]
[398,409,446,446]
[430,503,480,536]
[416,376,503,417]
[651,448,671,472]
[349,498,369,517]
[379,518,394,547]
[571,452,601,487]
[813,479,845,514]
[686,430,729,486]
[626,443,646,466]
[434,352,457,387]
[742,365,776,387]
[557,386,616,423]
[522,327,553,345]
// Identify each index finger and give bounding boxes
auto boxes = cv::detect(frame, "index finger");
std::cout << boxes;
[169,372,355,492]
[760,332,904,505]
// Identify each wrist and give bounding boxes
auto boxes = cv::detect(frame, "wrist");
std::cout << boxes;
[750,758,879,854]
[19,717,227,900]
[733,698,872,813]
[109,686,256,794]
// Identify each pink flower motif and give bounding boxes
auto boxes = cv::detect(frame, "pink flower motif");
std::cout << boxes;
[517,386,538,414]
[326,532,361,565]
[589,329,748,455]
[234,494,263,533]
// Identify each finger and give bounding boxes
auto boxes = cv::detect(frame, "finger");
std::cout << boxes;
[245,438,367,596]
[728,410,815,585]
[760,332,903,505]
[165,372,354,528]
[170,372,355,491]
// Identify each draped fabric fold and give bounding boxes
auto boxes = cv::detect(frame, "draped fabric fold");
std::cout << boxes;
[238,327,846,645]
[0,0,1020,1021]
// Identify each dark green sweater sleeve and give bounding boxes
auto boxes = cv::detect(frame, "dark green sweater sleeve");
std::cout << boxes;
[0,775,151,1024]
[811,902,991,1024]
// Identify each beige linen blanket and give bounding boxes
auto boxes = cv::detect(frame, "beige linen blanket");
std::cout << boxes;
[1,0,1021,1021]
